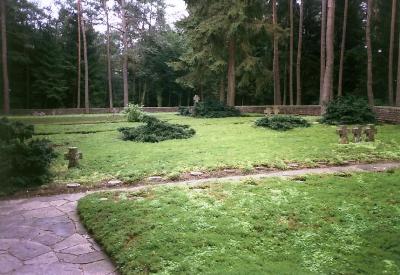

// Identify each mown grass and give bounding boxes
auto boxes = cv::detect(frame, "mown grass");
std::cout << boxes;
[7,113,400,186]
[78,170,400,274]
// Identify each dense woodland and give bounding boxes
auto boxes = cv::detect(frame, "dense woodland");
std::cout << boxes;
[0,0,399,113]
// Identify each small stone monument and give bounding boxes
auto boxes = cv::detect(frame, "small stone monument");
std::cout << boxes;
[264,107,272,116]
[273,106,280,115]
[336,125,349,144]
[352,126,362,143]
[64,147,82,168]
[193,94,200,105]
[364,124,377,142]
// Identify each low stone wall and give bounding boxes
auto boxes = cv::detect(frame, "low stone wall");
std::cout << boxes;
[8,107,178,115]
[5,105,400,124]
[373,106,400,124]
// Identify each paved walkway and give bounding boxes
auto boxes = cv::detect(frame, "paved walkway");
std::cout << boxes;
[1,161,399,274]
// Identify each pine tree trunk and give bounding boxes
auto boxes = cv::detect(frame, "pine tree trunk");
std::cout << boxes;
[388,0,397,106]
[81,5,89,113]
[141,81,147,106]
[320,0,327,104]
[283,61,287,105]
[219,78,225,103]
[296,0,304,105]
[337,0,348,97]
[366,0,374,106]
[321,0,335,112]
[104,0,113,110]
[272,0,281,105]
[227,38,236,106]
[1,0,10,114]
[121,0,129,107]
[289,0,294,105]
[77,0,81,109]
[396,26,400,106]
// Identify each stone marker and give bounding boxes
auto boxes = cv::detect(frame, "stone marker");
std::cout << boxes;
[273,106,280,115]
[336,125,349,144]
[67,183,81,188]
[64,147,83,168]
[147,176,163,182]
[352,126,363,143]
[106,180,122,187]
[364,124,377,142]
[190,171,204,176]
[264,108,272,116]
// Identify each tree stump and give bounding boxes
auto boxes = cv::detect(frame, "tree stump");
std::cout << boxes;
[64,147,83,168]
[336,125,349,144]
[364,124,377,142]
[352,126,362,143]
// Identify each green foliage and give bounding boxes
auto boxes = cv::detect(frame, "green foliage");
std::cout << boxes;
[123,104,146,122]
[191,101,241,118]
[118,116,195,143]
[178,106,191,116]
[0,117,34,142]
[321,96,377,125]
[79,171,400,274]
[0,118,57,194]
[255,115,311,131]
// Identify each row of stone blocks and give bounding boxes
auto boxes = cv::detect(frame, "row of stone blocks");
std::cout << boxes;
[336,124,377,144]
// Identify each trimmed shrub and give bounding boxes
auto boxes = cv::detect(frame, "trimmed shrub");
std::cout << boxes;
[321,96,376,125]
[118,116,195,143]
[178,106,191,116]
[178,101,241,118]
[255,115,311,131]
[0,118,57,191]
[123,104,146,122]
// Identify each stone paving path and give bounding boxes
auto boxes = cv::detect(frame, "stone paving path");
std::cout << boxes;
[0,193,116,275]
[1,161,399,274]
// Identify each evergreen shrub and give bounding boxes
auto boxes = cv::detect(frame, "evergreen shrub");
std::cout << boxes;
[255,115,311,131]
[321,96,376,125]
[0,118,57,191]
[178,101,241,118]
[123,104,146,122]
[118,116,195,143]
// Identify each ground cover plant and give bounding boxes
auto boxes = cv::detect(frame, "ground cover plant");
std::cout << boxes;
[321,96,377,125]
[5,113,400,189]
[255,115,311,131]
[118,115,196,143]
[0,118,57,196]
[78,170,400,274]
[179,101,241,118]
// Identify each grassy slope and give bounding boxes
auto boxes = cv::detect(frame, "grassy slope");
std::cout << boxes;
[78,170,400,274]
[10,113,400,185]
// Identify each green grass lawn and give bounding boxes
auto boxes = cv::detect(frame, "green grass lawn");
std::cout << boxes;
[78,170,400,274]
[8,113,400,186]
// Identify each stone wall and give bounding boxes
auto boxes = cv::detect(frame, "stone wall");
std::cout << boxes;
[9,107,178,115]
[373,106,400,124]
[5,105,400,124]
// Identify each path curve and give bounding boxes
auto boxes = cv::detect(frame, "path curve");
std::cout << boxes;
[1,162,399,274]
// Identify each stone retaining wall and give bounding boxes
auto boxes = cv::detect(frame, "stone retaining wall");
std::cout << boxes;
[5,105,400,124]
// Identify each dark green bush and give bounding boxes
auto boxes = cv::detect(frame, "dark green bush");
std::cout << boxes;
[255,115,311,131]
[321,96,376,125]
[178,106,191,116]
[118,116,195,143]
[178,101,241,118]
[0,118,57,192]
[0,117,34,142]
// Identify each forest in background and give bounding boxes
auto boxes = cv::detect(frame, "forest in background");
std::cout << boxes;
[0,0,399,112]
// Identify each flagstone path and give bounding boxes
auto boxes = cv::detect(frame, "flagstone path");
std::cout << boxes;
[1,161,399,274]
